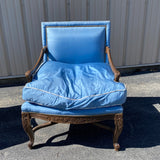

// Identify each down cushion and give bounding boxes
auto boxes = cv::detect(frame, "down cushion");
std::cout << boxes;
[23,61,127,110]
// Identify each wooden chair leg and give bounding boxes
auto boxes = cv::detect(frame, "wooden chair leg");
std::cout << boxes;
[113,113,123,151]
[22,113,34,149]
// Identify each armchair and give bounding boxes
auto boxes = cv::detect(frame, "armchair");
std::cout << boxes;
[21,21,127,151]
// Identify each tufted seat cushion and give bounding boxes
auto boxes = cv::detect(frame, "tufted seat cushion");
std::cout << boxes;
[22,61,127,110]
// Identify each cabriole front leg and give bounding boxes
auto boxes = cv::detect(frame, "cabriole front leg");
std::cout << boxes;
[113,113,123,151]
[22,113,34,149]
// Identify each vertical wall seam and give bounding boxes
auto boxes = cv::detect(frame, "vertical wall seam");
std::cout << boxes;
[29,0,38,65]
[107,0,110,20]
[156,26,160,62]
[65,0,70,21]
[87,0,90,20]
[20,0,32,68]
[122,0,130,66]
[155,7,160,62]
[139,0,148,64]
[68,0,71,20]
[1,1,15,76]
[86,0,89,20]
[0,2,11,75]
[6,1,19,75]
[14,0,25,74]
[65,0,68,20]
[43,0,48,21]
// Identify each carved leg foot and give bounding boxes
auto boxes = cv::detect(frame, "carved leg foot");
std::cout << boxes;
[113,143,120,151]
[113,113,123,151]
[22,113,34,149]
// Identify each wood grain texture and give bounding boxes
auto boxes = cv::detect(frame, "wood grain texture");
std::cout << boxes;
[30,112,115,124]
[25,46,47,82]
[21,113,34,149]
[113,113,123,151]
[106,46,120,82]
[22,112,123,151]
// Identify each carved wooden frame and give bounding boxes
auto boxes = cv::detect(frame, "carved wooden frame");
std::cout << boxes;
[22,46,123,151]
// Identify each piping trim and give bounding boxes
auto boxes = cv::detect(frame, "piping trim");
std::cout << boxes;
[25,86,126,101]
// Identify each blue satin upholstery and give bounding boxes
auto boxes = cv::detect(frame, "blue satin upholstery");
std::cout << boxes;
[41,21,110,63]
[23,61,127,110]
[46,27,105,63]
[21,102,123,116]
[22,21,126,116]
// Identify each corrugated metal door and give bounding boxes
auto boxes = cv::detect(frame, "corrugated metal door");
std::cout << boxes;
[0,0,160,78]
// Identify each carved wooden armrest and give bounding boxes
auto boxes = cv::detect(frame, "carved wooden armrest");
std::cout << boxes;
[25,46,48,82]
[105,47,120,82]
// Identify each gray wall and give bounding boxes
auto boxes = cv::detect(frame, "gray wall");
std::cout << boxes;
[0,0,160,78]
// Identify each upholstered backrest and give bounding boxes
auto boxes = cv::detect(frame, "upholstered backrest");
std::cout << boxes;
[41,21,110,63]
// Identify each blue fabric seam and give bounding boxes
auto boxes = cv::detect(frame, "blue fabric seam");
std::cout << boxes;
[24,86,126,101]
[26,100,124,110]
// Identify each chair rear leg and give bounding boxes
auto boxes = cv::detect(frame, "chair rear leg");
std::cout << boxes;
[113,113,123,151]
[22,113,34,149]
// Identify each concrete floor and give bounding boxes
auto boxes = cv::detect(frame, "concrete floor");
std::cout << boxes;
[0,71,160,160]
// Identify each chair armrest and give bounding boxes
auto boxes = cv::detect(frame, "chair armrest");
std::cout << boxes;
[25,46,48,82]
[105,47,120,82]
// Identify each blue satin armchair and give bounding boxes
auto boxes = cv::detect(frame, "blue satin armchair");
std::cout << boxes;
[21,21,127,151]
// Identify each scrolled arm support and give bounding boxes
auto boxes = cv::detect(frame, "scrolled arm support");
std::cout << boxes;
[105,47,120,82]
[25,46,48,82]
